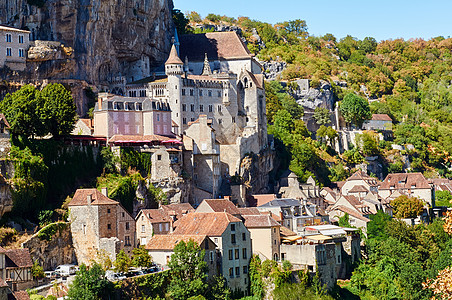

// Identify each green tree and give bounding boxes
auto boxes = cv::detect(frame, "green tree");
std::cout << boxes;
[32,261,45,279]
[40,83,77,137]
[392,195,425,218]
[0,84,46,138]
[435,190,452,207]
[172,9,191,35]
[67,263,113,300]
[313,107,331,125]
[207,275,231,300]
[132,246,153,269]
[338,213,352,227]
[187,11,202,22]
[339,93,371,128]
[114,250,131,273]
[168,239,208,300]
[356,132,379,156]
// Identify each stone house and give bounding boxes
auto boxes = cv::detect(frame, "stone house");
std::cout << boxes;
[135,209,171,247]
[68,188,136,265]
[145,234,218,279]
[0,247,33,292]
[241,214,280,261]
[340,170,380,196]
[72,119,94,136]
[362,114,393,131]
[378,173,434,205]
[0,26,30,71]
[195,199,241,218]
[173,212,252,294]
[328,195,371,232]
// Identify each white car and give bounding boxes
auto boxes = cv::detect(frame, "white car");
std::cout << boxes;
[55,264,77,276]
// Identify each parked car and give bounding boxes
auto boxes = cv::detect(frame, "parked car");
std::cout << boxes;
[105,270,126,281]
[55,264,77,276]
[44,271,58,279]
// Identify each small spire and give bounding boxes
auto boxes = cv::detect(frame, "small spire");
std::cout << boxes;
[165,44,183,65]
[201,53,212,76]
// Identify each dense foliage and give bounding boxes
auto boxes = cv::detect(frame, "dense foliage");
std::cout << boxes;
[67,263,114,300]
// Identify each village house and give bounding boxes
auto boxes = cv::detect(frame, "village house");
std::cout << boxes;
[241,214,280,261]
[145,234,218,279]
[0,26,30,71]
[173,212,252,294]
[68,188,136,265]
[340,170,380,196]
[327,195,371,232]
[378,173,434,205]
[195,199,241,218]
[72,118,94,136]
[0,247,33,292]
[362,114,393,131]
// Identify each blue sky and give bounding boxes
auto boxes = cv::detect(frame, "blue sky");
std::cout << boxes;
[173,0,452,42]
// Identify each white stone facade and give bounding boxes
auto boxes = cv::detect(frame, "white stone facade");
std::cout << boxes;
[0,26,29,71]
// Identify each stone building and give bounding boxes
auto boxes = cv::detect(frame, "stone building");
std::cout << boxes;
[136,209,171,247]
[0,26,30,71]
[362,114,393,131]
[241,214,280,261]
[173,212,252,295]
[68,188,136,265]
[378,172,434,205]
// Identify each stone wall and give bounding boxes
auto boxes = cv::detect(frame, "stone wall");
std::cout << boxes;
[22,223,76,271]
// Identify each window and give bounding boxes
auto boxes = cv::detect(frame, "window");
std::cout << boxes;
[231,234,236,244]
[190,89,194,96]
[218,105,222,112]
[214,238,218,243]
[126,222,130,230]
[273,228,276,233]
[19,35,24,43]
[107,209,111,213]
[199,90,203,96]
[122,212,125,218]
[229,268,234,278]
[157,114,160,121]
[232,117,235,123]
[125,236,131,246]
[235,249,239,259]
[218,91,221,97]
[182,89,186,96]
[141,225,145,233]
[235,267,240,277]
[218,119,222,124]
[18,49,25,57]
[231,224,236,231]
[191,118,195,122]
[209,105,213,112]
[316,245,327,265]
[243,266,248,274]
[210,251,214,262]
[107,224,111,230]
[242,248,247,259]
[190,104,195,112]
[6,48,11,57]
[6,34,11,43]
[200,105,204,112]
[182,104,186,111]
[242,233,246,241]
[183,118,187,125]
[157,155,162,160]
[208,90,212,97]
[229,249,233,260]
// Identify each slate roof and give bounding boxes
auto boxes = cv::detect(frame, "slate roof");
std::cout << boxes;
[173,212,241,236]
[5,248,33,269]
[180,32,252,61]
[145,234,209,251]
[380,173,431,190]
[242,215,280,228]
[68,189,118,206]
[199,199,241,215]
[258,198,300,208]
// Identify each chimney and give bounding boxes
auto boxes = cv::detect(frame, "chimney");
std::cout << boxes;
[101,187,108,197]
[98,96,102,110]
[87,194,92,205]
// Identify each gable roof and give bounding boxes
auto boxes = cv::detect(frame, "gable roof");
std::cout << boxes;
[0,113,10,129]
[173,212,241,236]
[371,114,392,121]
[332,205,371,222]
[380,173,431,190]
[68,189,118,206]
[258,198,300,208]
[197,199,240,215]
[180,32,252,62]
[138,209,170,223]
[348,185,369,193]
[145,234,209,251]
[242,215,280,228]
[5,248,33,268]
[237,207,261,216]
[161,203,195,219]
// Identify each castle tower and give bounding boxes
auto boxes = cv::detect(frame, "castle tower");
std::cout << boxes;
[165,44,184,130]
[201,53,212,76]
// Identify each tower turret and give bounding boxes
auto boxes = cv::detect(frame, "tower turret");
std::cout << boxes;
[165,44,184,76]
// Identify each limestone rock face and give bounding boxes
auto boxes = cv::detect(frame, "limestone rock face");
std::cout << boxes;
[1,0,174,84]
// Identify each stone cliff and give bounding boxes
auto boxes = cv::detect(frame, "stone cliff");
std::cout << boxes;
[1,0,174,85]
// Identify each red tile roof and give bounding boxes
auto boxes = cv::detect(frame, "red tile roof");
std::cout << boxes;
[371,114,392,121]
[180,32,252,61]
[145,234,209,251]
[12,290,31,300]
[333,205,371,222]
[161,203,194,220]
[173,212,241,236]
[139,209,170,223]
[380,173,431,190]
[348,185,369,193]
[79,118,93,129]
[242,215,280,228]
[108,134,174,143]
[237,207,261,216]
[199,199,241,215]
[5,248,33,268]
[0,113,10,129]
[165,44,183,65]
[68,189,118,206]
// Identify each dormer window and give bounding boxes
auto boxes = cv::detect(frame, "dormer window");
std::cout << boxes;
[135,103,142,111]
[113,102,119,110]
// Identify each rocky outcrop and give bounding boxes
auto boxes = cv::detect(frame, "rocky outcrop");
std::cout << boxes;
[27,40,73,61]
[1,0,174,85]
[260,60,287,80]
[22,223,76,271]
[293,79,335,111]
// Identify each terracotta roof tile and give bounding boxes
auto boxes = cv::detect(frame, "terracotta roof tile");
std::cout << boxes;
[380,173,431,190]
[180,32,252,62]
[348,185,369,193]
[371,114,392,121]
[198,199,241,215]
[5,248,33,268]
[242,215,280,228]
[333,205,371,222]
[237,207,261,216]
[280,226,297,237]
[165,44,183,65]
[161,203,194,220]
[68,189,118,206]
[108,134,174,143]
[173,212,241,236]
[0,113,10,129]
[79,118,93,129]
[145,234,208,251]
[12,290,31,300]
[139,209,170,223]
